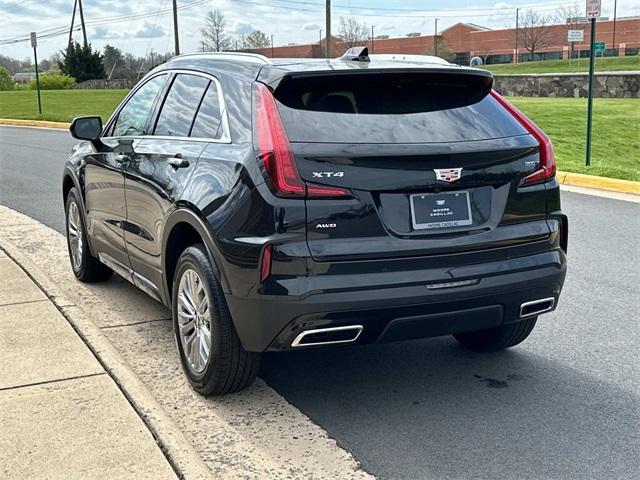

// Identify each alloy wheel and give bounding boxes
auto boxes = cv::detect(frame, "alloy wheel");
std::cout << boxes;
[177,268,212,374]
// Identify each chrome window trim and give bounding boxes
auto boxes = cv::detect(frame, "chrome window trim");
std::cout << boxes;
[103,68,231,144]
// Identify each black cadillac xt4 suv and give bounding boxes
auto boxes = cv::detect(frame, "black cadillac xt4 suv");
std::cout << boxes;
[63,49,567,395]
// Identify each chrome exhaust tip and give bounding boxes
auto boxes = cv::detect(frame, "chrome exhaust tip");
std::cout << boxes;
[520,297,555,318]
[291,325,363,348]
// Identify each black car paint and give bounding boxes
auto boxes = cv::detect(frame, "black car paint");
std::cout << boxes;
[63,55,567,353]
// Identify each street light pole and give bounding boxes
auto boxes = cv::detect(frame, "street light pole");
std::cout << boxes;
[172,0,180,55]
[612,0,618,52]
[514,8,519,63]
[325,0,331,58]
[371,25,375,53]
[434,18,439,57]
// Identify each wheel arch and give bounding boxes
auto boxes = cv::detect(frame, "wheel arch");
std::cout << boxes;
[162,208,230,305]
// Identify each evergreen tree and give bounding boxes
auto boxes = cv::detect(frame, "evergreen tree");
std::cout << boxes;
[59,41,106,82]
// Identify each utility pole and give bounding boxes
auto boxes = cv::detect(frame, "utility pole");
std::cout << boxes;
[68,0,77,48]
[434,18,439,57]
[325,0,331,58]
[319,29,322,46]
[612,0,617,52]
[514,8,519,63]
[271,34,274,57]
[78,0,88,48]
[172,0,180,55]
[371,25,375,53]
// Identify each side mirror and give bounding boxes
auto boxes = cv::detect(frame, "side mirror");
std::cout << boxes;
[70,116,103,147]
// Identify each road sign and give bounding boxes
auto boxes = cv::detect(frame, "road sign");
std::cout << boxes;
[568,30,584,42]
[594,42,605,52]
[586,0,601,19]
[30,31,37,48]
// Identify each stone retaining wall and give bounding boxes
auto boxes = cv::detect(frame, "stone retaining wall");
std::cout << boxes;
[75,79,136,89]
[493,72,639,98]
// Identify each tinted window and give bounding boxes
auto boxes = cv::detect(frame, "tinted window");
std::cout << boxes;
[113,74,166,137]
[154,74,209,137]
[274,72,527,143]
[190,83,223,139]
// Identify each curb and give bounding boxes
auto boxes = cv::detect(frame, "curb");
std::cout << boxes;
[0,235,214,479]
[557,170,639,195]
[0,119,636,196]
[0,118,70,129]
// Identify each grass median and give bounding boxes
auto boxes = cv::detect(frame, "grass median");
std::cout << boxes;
[484,55,640,74]
[0,89,638,181]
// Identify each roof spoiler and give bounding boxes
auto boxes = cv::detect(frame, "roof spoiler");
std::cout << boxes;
[340,46,370,62]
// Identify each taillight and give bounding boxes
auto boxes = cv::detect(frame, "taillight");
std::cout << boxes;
[252,82,350,199]
[491,90,556,187]
[260,244,272,283]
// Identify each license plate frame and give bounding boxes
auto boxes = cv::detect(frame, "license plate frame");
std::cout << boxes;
[410,191,473,230]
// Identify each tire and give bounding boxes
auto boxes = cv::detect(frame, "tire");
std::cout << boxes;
[172,244,260,396]
[65,188,113,282]
[453,316,538,351]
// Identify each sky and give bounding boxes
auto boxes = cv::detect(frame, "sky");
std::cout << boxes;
[1,0,638,60]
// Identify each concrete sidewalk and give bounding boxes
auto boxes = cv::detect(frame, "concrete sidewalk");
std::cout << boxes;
[0,252,177,480]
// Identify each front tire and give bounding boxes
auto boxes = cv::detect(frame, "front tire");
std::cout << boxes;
[172,244,260,396]
[453,317,538,351]
[65,188,112,282]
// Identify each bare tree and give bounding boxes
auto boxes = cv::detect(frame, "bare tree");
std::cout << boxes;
[243,30,271,49]
[554,3,585,58]
[339,16,369,48]
[201,9,231,52]
[516,9,552,61]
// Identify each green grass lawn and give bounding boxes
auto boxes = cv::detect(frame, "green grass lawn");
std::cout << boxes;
[484,55,640,74]
[509,97,639,181]
[0,90,638,181]
[0,89,128,123]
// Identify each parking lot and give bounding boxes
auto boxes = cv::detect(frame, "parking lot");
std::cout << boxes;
[1,125,639,479]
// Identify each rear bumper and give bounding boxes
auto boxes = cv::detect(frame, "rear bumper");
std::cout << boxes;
[225,248,567,352]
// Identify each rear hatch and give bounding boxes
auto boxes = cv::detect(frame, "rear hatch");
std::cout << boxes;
[264,67,551,261]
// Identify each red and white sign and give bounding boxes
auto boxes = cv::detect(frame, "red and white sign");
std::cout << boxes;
[30,31,37,48]
[586,0,601,19]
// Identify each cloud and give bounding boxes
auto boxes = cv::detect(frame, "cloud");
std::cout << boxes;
[230,21,254,36]
[134,21,165,39]
[303,23,321,31]
[91,26,121,40]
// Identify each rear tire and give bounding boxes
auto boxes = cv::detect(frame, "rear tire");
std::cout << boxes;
[65,188,113,282]
[172,244,260,396]
[453,316,537,351]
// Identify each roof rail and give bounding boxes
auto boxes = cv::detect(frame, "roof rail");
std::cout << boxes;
[172,51,272,65]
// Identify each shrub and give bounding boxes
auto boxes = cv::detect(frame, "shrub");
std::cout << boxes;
[29,73,76,90]
[0,66,15,91]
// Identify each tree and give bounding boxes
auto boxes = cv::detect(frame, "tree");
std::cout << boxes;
[201,9,230,52]
[515,10,552,61]
[0,66,15,91]
[59,41,106,82]
[554,3,585,58]
[425,39,456,62]
[243,30,270,49]
[39,53,62,73]
[102,44,125,79]
[339,16,369,48]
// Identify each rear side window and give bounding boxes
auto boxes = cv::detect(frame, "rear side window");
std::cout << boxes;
[154,74,209,137]
[273,72,527,143]
[190,83,223,139]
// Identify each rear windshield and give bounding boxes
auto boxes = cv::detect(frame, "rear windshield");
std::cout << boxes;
[273,72,527,143]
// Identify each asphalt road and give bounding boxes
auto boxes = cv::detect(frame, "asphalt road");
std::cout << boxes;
[1,125,639,479]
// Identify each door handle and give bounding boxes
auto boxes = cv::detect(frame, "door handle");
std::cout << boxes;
[168,156,189,169]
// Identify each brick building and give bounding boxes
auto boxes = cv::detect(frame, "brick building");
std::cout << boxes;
[249,17,640,64]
